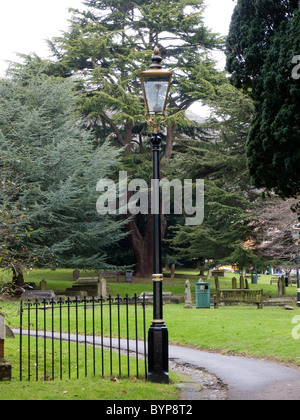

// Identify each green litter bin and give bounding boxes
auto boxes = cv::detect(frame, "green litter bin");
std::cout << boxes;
[251,272,258,284]
[195,281,210,309]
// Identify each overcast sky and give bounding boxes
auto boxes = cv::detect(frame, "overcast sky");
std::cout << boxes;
[0,0,236,77]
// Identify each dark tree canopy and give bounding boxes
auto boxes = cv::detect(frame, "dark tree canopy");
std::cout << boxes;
[226,0,298,91]
[226,0,300,198]
[247,12,300,197]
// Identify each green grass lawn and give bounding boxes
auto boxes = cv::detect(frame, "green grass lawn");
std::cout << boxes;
[1,267,293,298]
[0,338,180,400]
[165,305,300,365]
[1,268,300,400]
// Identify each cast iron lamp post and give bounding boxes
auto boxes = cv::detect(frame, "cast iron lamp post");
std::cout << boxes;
[140,47,172,383]
[292,226,300,307]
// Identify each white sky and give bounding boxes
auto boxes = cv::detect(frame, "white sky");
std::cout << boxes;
[0,0,236,78]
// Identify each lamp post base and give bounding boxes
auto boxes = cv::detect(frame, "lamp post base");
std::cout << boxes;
[148,322,169,384]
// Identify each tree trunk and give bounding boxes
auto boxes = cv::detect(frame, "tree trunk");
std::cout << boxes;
[126,214,167,279]
[163,122,175,161]
[12,268,25,296]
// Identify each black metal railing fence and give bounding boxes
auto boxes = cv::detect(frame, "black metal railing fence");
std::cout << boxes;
[19,294,148,381]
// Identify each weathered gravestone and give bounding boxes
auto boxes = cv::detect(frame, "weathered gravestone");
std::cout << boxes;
[21,290,56,301]
[95,277,107,299]
[40,279,47,291]
[239,275,245,289]
[73,269,80,282]
[184,280,192,309]
[171,264,175,279]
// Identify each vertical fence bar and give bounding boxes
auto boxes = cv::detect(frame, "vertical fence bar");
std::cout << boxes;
[59,298,63,380]
[19,300,23,381]
[134,294,139,378]
[84,296,87,377]
[92,297,95,377]
[109,295,113,377]
[117,295,121,378]
[35,300,39,381]
[43,299,47,381]
[125,294,130,378]
[75,296,79,379]
[143,293,147,379]
[51,298,55,380]
[100,296,104,377]
[67,297,71,379]
[27,302,31,381]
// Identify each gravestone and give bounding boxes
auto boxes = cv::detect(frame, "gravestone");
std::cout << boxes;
[99,277,107,298]
[171,264,175,279]
[21,290,56,301]
[278,276,286,297]
[240,275,245,289]
[73,269,80,282]
[40,279,47,291]
[125,270,133,283]
[232,277,237,289]
[184,280,192,309]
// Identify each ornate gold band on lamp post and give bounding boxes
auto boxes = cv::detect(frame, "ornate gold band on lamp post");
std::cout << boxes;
[140,47,172,383]
[292,226,300,307]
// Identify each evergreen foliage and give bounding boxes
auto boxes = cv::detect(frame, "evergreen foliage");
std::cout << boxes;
[226,0,300,198]
[167,84,256,266]
[39,0,226,276]
[45,0,224,148]
[247,11,300,197]
[0,72,125,277]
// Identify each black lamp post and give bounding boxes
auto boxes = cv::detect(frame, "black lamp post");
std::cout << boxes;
[292,226,300,307]
[140,47,172,384]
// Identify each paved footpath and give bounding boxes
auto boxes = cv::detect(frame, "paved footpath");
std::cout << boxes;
[168,344,300,400]
[15,330,300,400]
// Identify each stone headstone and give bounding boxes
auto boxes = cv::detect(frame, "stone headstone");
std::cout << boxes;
[21,290,56,301]
[73,269,80,282]
[125,270,133,283]
[40,279,47,291]
[232,277,237,289]
[100,277,107,298]
[239,275,245,289]
[5,325,15,339]
[184,280,192,309]
[77,277,99,284]
[171,264,175,279]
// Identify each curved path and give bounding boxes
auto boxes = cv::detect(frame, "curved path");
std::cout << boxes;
[15,330,300,400]
[168,344,300,400]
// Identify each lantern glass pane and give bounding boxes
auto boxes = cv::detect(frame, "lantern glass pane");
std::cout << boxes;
[143,75,170,114]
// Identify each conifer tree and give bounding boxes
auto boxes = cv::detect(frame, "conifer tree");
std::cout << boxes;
[0,72,125,288]
[167,84,256,267]
[226,0,300,198]
[44,0,225,277]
